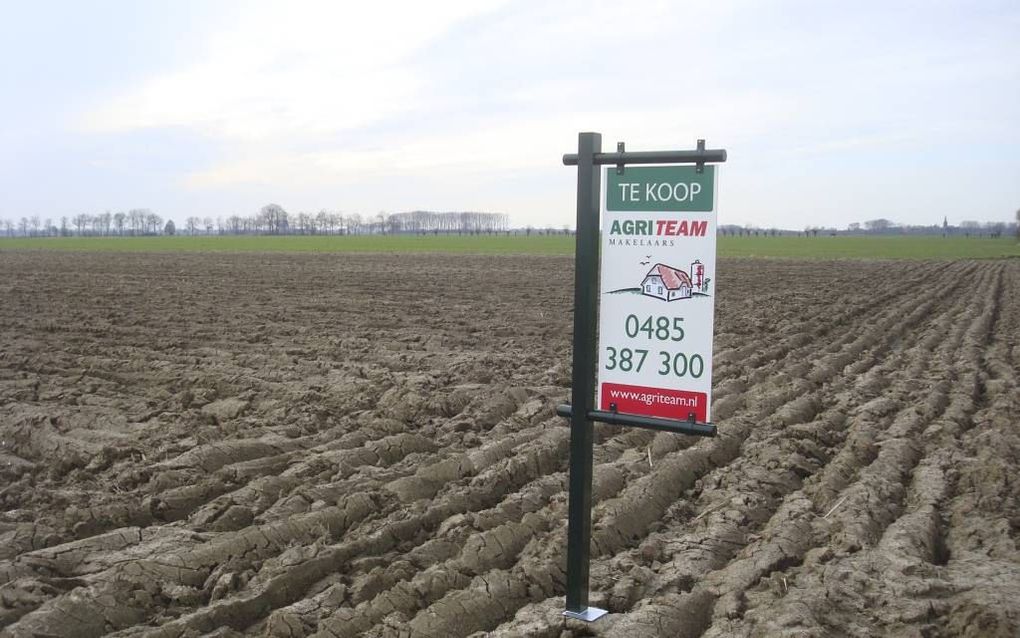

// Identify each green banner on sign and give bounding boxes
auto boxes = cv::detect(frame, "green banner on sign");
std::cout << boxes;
[607,165,715,212]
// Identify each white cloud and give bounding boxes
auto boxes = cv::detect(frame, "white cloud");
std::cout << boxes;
[84,0,779,190]
[182,91,795,191]
[80,0,504,141]
[63,0,1020,227]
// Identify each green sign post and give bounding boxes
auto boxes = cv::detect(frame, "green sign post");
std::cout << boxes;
[558,133,727,622]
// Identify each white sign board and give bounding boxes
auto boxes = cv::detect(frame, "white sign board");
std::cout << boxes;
[596,165,718,422]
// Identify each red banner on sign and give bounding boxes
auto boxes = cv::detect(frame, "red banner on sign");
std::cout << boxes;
[600,382,707,422]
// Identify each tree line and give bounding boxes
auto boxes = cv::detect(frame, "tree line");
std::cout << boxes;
[5,207,1016,239]
[0,206,512,237]
[218,207,511,236]
[1,209,166,237]
[721,217,1019,238]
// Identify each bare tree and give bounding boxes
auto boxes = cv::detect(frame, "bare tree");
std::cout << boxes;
[314,210,328,235]
[73,213,89,236]
[145,212,162,234]
[128,209,145,235]
[864,218,893,233]
[259,203,288,234]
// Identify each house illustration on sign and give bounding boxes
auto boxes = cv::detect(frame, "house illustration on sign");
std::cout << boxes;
[641,261,707,301]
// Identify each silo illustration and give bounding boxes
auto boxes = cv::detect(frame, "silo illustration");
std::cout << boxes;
[690,260,704,290]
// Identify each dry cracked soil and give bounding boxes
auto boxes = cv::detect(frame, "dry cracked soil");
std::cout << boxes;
[1,251,1018,637]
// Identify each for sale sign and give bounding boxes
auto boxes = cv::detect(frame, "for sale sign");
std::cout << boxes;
[597,165,717,422]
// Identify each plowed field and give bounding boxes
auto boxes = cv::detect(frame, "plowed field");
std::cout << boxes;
[1,252,1018,637]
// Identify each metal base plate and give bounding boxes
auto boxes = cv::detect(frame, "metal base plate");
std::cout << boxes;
[562,606,609,622]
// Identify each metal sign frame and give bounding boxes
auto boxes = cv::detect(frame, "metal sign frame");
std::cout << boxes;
[559,132,727,622]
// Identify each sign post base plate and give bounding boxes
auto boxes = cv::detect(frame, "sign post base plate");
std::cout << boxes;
[562,607,609,622]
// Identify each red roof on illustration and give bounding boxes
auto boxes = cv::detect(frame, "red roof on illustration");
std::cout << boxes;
[645,263,692,290]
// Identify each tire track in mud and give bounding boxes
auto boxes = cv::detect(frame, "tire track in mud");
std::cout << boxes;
[485,261,1002,637]
[389,262,981,637]
[3,254,1018,637]
[0,254,975,636]
[109,424,579,637]
[88,397,669,632]
[934,261,1020,637]
[0,250,567,632]
[626,263,991,636]
[173,259,979,632]
[135,413,669,636]
[712,261,950,379]
[2,398,561,635]
[690,262,1020,638]
[352,263,960,635]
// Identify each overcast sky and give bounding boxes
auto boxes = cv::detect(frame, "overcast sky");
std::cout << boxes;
[1,0,1017,230]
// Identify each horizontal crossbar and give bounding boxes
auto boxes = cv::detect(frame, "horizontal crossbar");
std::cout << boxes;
[562,148,727,167]
[556,404,716,437]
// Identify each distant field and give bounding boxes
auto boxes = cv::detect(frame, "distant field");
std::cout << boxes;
[717,235,1020,260]
[1,234,1018,259]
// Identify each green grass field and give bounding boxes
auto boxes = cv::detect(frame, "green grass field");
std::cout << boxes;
[0,234,573,255]
[716,235,1020,260]
[1,234,1018,260]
